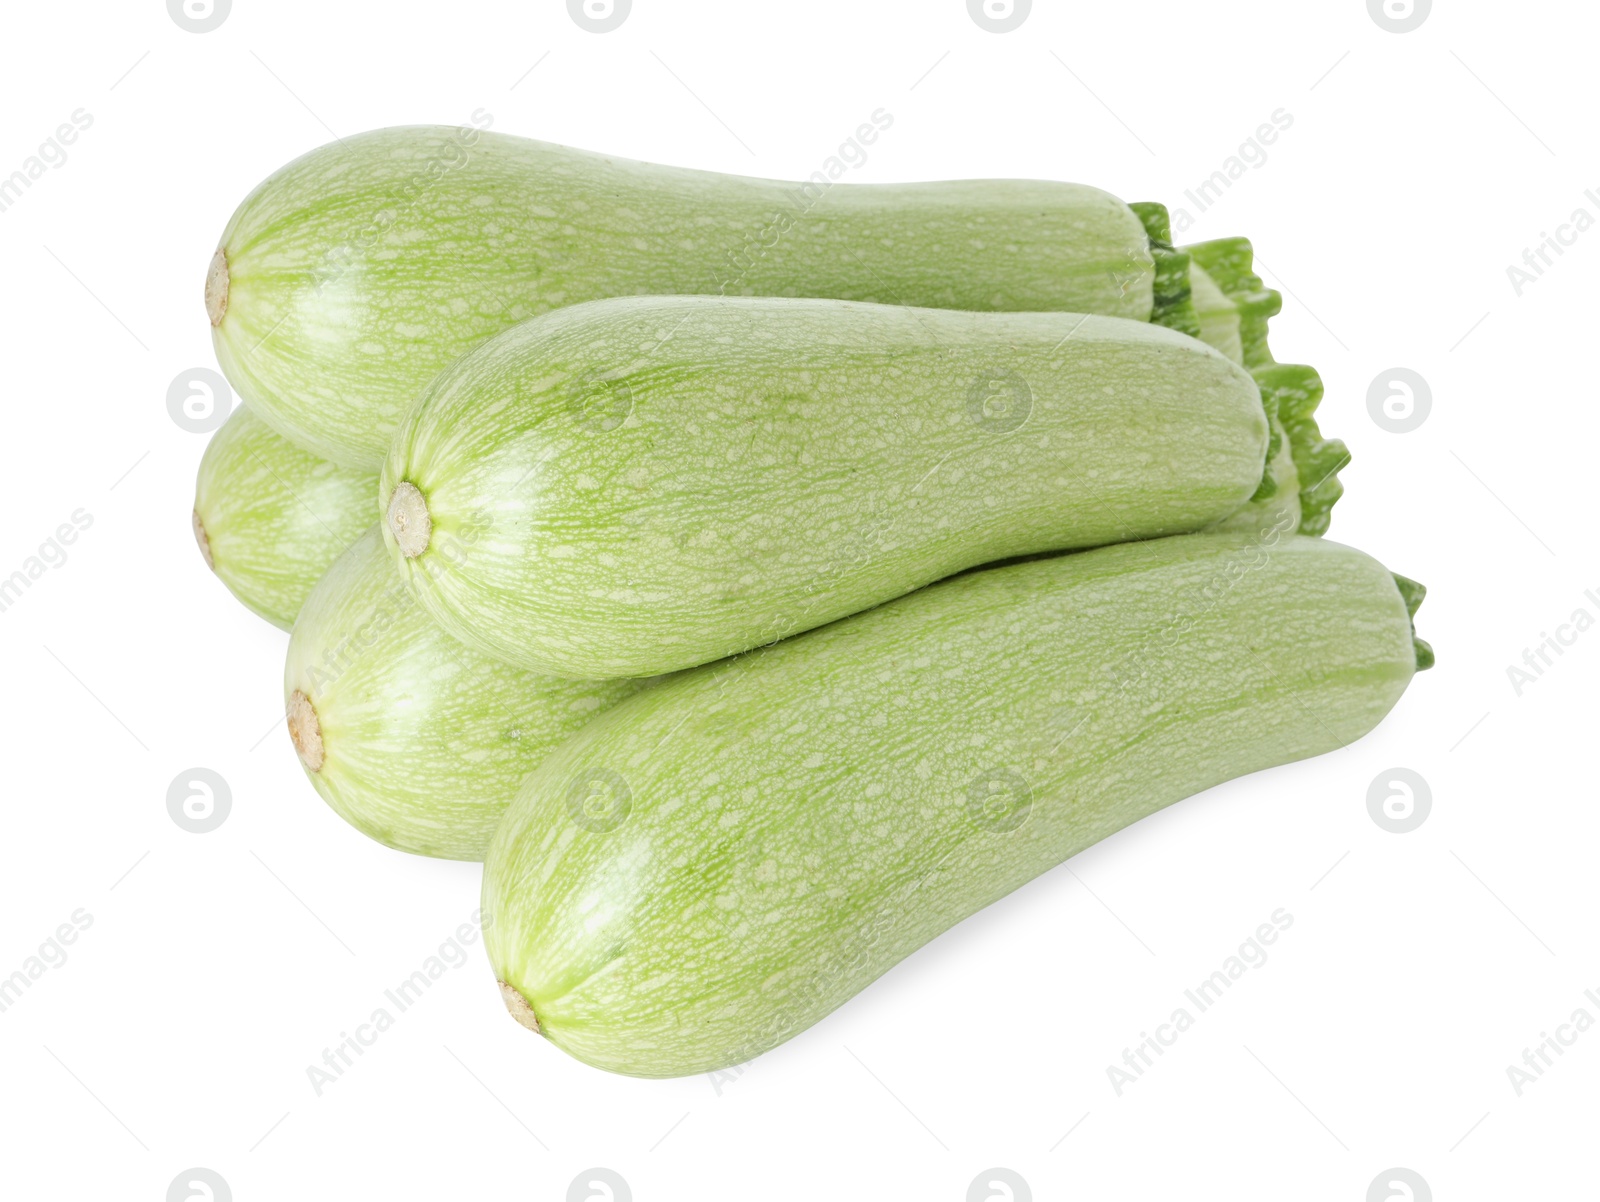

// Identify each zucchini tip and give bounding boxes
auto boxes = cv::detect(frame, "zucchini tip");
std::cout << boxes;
[205,248,229,327]
[287,688,325,772]
[192,508,214,571]
[499,980,542,1034]
[386,481,432,558]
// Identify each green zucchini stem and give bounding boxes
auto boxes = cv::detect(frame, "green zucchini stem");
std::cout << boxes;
[205,248,229,327]
[1182,237,1348,537]
[192,509,214,571]
[287,688,326,772]
[1391,573,1435,670]
[386,482,432,558]
[499,980,541,1034]
[1128,202,1200,338]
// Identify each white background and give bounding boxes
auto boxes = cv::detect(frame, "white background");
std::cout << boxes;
[0,1,1593,1198]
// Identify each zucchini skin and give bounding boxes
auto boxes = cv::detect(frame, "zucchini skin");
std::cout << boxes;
[211,126,1154,469]
[483,532,1420,1077]
[284,527,646,860]
[193,405,374,630]
[384,296,1269,678]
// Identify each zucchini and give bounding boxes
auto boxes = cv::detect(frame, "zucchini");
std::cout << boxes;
[383,295,1274,678]
[209,126,1165,470]
[284,527,645,860]
[193,405,374,629]
[482,531,1430,1077]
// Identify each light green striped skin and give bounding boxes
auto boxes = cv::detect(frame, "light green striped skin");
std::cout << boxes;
[384,295,1269,678]
[484,532,1423,1077]
[210,125,1154,470]
[193,406,374,630]
[1210,422,1300,537]
[284,527,647,860]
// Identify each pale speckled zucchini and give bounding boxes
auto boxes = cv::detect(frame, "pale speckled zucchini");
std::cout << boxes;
[209,125,1161,470]
[483,531,1429,1078]
[284,527,646,860]
[193,405,374,630]
[383,296,1272,678]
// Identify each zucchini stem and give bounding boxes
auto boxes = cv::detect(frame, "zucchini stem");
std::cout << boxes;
[206,248,229,327]
[1128,202,1201,337]
[499,980,541,1034]
[287,689,326,772]
[1183,237,1349,536]
[192,509,214,571]
[386,482,432,558]
[1391,573,1435,670]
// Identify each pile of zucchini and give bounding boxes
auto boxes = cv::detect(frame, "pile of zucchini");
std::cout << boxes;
[195,126,1428,1078]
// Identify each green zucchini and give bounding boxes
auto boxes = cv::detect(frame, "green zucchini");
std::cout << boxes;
[284,527,645,860]
[483,531,1429,1078]
[193,405,374,629]
[209,125,1167,470]
[383,295,1275,678]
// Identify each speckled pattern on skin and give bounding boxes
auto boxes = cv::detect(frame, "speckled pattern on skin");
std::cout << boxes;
[383,296,1269,678]
[284,527,648,860]
[193,406,375,630]
[482,532,1421,1078]
[210,127,1156,470]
